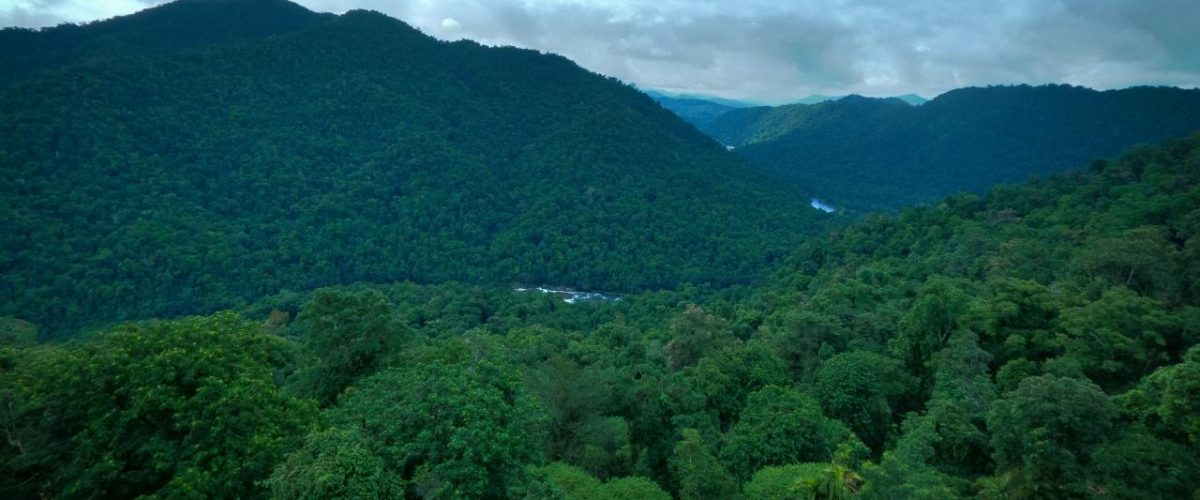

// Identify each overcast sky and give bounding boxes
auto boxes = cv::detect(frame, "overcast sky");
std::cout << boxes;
[3,0,1199,103]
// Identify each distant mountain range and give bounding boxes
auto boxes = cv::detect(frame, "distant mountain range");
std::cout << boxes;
[644,91,750,127]
[648,90,927,128]
[0,0,830,336]
[698,85,1200,211]
[791,94,928,106]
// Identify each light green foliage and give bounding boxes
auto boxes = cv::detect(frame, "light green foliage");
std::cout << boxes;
[762,310,847,381]
[720,385,856,482]
[525,462,670,500]
[1076,225,1181,299]
[744,463,862,500]
[968,278,1061,369]
[670,429,738,500]
[330,359,546,498]
[599,477,673,500]
[0,317,37,348]
[265,427,402,499]
[858,396,969,499]
[3,313,315,498]
[1120,347,1200,446]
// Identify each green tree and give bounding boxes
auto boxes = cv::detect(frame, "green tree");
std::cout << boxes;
[720,385,856,482]
[1052,287,1176,390]
[1119,347,1200,446]
[524,462,670,500]
[1087,431,1200,499]
[669,429,738,500]
[666,305,734,370]
[1077,226,1180,299]
[292,289,410,405]
[813,350,909,450]
[987,375,1115,497]
[919,331,996,475]
[10,313,316,498]
[332,360,546,498]
[744,462,862,500]
[894,277,974,384]
[265,427,403,499]
[529,354,631,478]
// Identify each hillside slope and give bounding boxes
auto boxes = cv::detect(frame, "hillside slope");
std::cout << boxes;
[703,85,1200,211]
[0,2,827,337]
[751,133,1200,496]
[0,0,334,88]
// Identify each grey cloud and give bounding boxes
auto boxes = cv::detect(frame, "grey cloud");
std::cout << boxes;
[2,0,1197,102]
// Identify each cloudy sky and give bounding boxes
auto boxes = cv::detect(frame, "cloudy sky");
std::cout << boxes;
[3,0,1199,103]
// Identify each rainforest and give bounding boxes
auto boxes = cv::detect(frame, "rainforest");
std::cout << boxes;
[2,0,1199,498]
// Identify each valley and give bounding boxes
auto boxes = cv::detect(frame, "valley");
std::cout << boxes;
[1,1,1198,499]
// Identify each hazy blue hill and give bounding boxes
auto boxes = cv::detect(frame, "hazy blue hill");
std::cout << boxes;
[703,84,1200,211]
[0,2,828,337]
[645,90,752,127]
[894,93,928,105]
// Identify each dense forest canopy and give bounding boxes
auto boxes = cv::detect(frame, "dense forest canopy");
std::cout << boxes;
[0,0,334,88]
[700,85,1200,212]
[0,1,830,338]
[4,0,1200,498]
[5,131,1199,498]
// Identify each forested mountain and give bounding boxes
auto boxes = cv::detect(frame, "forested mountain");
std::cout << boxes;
[5,134,1197,498]
[0,1,829,338]
[5,1,1199,498]
[645,91,748,127]
[0,0,333,88]
[703,85,1200,211]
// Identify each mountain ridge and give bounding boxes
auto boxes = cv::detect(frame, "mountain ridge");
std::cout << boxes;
[0,0,829,338]
[702,84,1200,211]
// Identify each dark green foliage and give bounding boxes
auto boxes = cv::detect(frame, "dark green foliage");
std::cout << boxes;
[719,385,857,482]
[5,133,1200,498]
[754,135,1200,495]
[264,427,403,500]
[6,2,1200,497]
[670,429,739,500]
[289,289,410,406]
[0,313,315,499]
[0,2,827,338]
[1087,432,1200,499]
[1120,347,1200,447]
[0,0,333,88]
[329,360,546,498]
[987,375,1116,497]
[813,351,909,451]
[703,86,1200,211]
